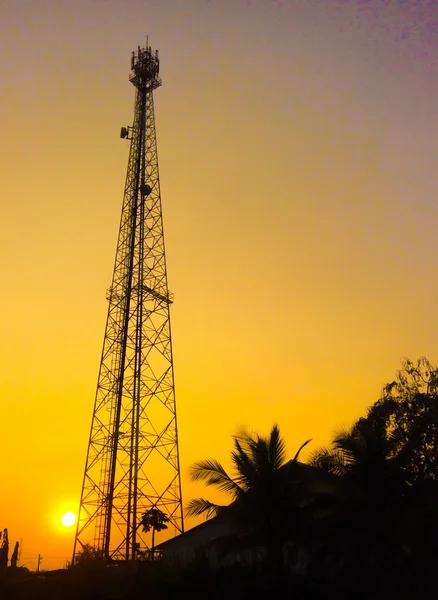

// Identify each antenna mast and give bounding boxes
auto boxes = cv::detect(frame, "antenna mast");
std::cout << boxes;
[73,43,184,561]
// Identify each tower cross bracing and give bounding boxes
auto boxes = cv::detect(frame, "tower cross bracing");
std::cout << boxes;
[73,44,184,561]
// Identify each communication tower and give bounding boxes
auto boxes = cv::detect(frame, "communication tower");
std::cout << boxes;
[73,43,184,561]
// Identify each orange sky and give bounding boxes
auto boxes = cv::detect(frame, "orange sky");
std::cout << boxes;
[1,0,438,570]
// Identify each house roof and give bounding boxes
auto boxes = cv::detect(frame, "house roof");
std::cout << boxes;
[156,514,227,549]
[156,461,338,550]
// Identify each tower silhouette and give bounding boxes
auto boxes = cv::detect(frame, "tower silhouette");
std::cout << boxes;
[73,43,184,561]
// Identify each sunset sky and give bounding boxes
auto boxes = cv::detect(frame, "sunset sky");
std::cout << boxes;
[1,0,438,569]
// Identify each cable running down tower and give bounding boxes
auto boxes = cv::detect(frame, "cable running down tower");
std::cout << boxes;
[74,43,184,561]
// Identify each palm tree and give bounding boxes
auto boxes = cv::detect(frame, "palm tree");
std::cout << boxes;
[140,508,169,559]
[308,418,408,584]
[310,417,407,506]
[187,424,311,565]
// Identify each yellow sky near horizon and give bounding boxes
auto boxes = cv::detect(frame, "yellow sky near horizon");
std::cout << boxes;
[1,0,438,570]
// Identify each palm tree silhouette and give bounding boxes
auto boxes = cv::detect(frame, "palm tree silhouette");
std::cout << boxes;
[187,424,311,566]
[310,418,407,505]
[309,419,408,581]
[140,508,169,559]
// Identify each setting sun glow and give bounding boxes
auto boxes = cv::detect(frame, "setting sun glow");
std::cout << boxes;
[61,512,76,527]
[1,0,438,572]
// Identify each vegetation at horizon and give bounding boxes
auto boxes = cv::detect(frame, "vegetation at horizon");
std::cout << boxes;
[1,357,438,599]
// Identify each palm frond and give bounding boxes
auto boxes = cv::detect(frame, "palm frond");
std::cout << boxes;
[332,427,353,447]
[309,447,347,476]
[232,425,289,486]
[234,426,256,457]
[260,426,277,469]
[250,436,270,476]
[231,439,257,490]
[269,424,288,470]
[188,459,243,497]
[185,498,225,519]
[292,438,312,463]
[332,427,359,465]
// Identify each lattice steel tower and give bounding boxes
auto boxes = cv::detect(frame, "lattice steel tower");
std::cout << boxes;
[73,43,184,561]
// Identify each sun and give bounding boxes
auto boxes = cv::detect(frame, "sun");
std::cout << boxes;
[61,511,76,527]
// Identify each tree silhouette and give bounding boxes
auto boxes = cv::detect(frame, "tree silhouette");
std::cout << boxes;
[187,424,310,516]
[310,357,438,496]
[0,529,9,573]
[140,508,169,558]
[10,542,19,568]
[187,424,312,566]
[366,357,438,483]
[73,543,106,568]
[347,357,438,589]
[307,358,438,589]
